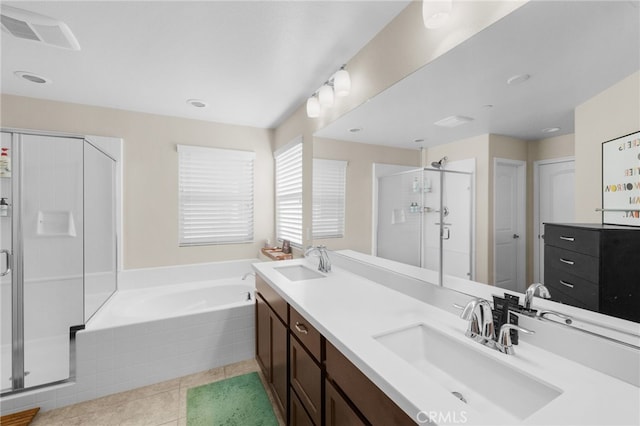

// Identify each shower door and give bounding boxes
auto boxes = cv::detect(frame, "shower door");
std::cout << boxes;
[1,132,85,392]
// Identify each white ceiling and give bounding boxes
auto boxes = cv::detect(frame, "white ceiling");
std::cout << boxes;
[1,0,409,129]
[315,0,640,149]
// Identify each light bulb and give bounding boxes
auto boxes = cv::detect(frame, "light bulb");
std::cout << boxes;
[423,0,452,29]
[318,84,334,107]
[333,69,351,97]
[306,96,320,118]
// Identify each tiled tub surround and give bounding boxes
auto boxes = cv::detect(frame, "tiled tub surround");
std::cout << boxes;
[0,259,258,416]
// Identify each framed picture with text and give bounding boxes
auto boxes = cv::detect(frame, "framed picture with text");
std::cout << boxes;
[602,130,640,226]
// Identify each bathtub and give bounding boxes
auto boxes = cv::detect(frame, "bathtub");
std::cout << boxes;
[88,278,254,329]
[0,259,259,415]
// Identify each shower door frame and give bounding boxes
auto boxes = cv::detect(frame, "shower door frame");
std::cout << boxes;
[1,128,119,396]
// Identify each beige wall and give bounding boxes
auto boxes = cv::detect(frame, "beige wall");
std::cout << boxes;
[1,94,274,269]
[575,71,640,222]
[313,138,420,253]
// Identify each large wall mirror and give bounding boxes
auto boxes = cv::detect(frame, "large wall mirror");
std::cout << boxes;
[311,1,640,335]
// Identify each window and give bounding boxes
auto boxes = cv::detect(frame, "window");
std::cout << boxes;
[275,139,303,246]
[312,159,347,239]
[178,144,254,246]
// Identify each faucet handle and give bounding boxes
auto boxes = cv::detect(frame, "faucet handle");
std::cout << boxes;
[497,324,534,355]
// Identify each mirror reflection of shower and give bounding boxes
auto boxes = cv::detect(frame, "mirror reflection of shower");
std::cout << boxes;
[374,159,474,286]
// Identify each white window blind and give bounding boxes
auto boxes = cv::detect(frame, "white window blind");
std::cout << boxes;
[178,144,255,246]
[313,159,347,239]
[275,141,303,246]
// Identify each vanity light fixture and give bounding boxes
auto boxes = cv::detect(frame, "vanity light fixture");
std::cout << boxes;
[318,84,334,107]
[423,0,453,29]
[306,65,351,118]
[306,94,320,118]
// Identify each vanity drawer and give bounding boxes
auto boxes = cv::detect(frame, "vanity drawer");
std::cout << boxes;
[544,224,600,257]
[290,306,322,362]
[545,266,599,311]
[544,245,599,282]
[290,337,322,426]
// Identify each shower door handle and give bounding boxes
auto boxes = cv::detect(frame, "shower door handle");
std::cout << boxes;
[0,249,10,276]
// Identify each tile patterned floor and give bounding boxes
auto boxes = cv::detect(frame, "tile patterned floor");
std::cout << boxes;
[29,359,285,426]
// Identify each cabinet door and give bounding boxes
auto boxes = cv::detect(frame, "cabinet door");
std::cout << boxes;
[291,388,315,426]
[256,295,271,377]
[290,337,322,425]
[272,309,288,416]
[326,379,367,426]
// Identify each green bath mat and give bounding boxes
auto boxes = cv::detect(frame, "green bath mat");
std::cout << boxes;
[187,372,279,426]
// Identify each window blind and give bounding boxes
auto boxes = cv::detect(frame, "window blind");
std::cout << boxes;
[275,141,303,246]
[178,144,255,246]
[313,158,347,239]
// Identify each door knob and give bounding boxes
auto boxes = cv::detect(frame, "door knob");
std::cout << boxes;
[513,234,520,239]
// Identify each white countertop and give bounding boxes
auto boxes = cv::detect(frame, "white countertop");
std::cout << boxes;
[253,258,640,426]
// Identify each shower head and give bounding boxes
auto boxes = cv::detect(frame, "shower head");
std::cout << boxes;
[431,156,448,169]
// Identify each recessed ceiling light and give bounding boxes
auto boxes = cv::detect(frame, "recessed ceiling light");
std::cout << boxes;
[507,74,531,85]
[542,127,561,133]
[14,71,50,84]
[413,138,425,143]
[348,127,362,133]
[434,115,474,128]
[482,104,494,109]
[187,99,207,108]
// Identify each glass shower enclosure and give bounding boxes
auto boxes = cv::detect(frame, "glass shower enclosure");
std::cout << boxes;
[376,167,474,284]
[0,130,117,394]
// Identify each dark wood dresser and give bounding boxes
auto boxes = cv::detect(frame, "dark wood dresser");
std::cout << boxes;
[544,223,640,323]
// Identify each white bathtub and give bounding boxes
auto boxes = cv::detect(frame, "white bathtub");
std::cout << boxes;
[88,278,254,329]
[1,259,258,415]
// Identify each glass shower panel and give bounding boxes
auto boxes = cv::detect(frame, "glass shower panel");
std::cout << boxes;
[0,132,13,392]
[439,171,473,281]
[377,170,423,267]
[21,135,84,388]
[421,169,441,271]
[84,142,117,321]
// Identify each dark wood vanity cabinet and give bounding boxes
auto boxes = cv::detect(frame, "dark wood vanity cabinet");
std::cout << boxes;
[256,274,414,425]
[256,276,288,417]
[544,223,640,322]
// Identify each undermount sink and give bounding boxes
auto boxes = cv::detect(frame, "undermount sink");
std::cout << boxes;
[274,265,325,281]
[374,323,562,420]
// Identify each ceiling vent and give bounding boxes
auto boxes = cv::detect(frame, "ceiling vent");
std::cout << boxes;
[434,115,474,128]
[1,5,80,50]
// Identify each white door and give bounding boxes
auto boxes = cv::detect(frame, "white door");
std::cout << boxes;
[494,159,526,292]
[534,158,575,282]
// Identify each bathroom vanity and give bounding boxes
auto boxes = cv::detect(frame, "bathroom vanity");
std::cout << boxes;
[253,255,640,425]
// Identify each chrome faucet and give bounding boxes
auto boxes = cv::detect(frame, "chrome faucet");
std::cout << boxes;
[304,245,331,273]
[459,298,495,344]
[241,272,256,280]
[524,283,551,310]
[496,324,535,355]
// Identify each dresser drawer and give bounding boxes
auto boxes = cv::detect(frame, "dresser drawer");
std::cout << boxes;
[544,224,600,257]
[290,306,322,362]
[545,266,599,311]
[544,245,599,282]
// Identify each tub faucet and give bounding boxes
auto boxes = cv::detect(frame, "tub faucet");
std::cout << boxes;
[242,272,256,280]
[304,245,331,273]
[459,298,495,344]
[524,283,551,310]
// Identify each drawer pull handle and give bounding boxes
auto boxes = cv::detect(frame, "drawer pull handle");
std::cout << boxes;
[559,258,575,265]
[559,280,574,289]
[294,322,308,334]
[560,236,575,242]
